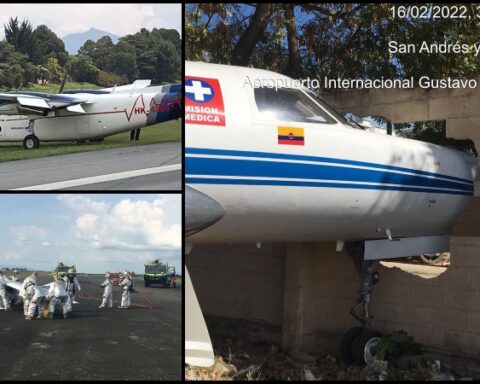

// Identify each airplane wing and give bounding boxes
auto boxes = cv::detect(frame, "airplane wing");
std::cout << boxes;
[5,278,52,296]
[0,92,89,116]
[4,278,22,292]
[185,267,215,367]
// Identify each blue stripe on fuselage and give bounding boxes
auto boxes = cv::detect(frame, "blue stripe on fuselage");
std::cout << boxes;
[185,147,474,195]
[185,147,473,185]
[185,177,472,196]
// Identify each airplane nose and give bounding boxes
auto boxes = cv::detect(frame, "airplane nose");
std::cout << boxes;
[460,151,479,182]
[186,186,225,237]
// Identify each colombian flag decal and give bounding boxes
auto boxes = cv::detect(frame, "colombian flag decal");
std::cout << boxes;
[278,126,304,146]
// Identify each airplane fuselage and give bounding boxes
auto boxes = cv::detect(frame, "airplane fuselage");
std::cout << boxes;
[185,61,477,244]
[0,85,181,142]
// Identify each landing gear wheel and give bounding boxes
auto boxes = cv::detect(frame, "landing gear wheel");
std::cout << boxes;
[351,329,382,365]
[420,253,444,265]
[23,134,40,149]
[340,327,362,363]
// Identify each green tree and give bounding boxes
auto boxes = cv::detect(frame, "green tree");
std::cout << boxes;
[186,3,480,80]
[96,70,126,87]
[4,17,33,57]
[30,25,68,66]
[107,40,138,81]
[45,57,65,83]
[67,55,99,83]
[122,27,181,83]
[79,36,114,70]
[0,41,28,88]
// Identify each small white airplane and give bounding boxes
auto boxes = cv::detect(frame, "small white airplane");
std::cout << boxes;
[184,61,479,366]
[0,80,182,149]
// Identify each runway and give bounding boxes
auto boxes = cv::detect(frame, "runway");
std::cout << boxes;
[0,142,181,191]
[0,274,182,380]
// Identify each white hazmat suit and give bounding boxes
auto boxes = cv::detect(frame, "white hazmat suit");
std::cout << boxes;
[27,287,46,319]
[63,273,81,312]
[20,274,37,318]
[0,273,11,311]
[99,275,113,308]
[47,279,68,319]
[118,275,133,308]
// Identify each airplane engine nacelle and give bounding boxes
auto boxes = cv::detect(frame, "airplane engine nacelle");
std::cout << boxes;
[147,83,182,126]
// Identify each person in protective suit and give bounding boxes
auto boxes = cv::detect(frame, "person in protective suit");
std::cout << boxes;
[8,269,21,305]
[0,269,12,311]
[9,270,19,282]
[99,272,113,309]
[47,275,68,319]
[63,268,81,312]
[21,272,46,320]
[118,271,133,308]
[20,272,37,317]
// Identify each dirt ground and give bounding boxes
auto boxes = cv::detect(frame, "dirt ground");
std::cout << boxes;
[185,336,479,381]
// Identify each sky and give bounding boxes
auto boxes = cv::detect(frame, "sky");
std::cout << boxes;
[0,3,181,39]
[0,194,182,275]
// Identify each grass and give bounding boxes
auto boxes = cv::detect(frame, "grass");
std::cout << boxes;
[0,119,181,162]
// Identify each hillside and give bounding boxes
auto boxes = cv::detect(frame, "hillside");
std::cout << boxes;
[62,27,119,55]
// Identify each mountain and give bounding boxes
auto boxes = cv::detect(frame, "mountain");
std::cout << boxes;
[62,27,119,55]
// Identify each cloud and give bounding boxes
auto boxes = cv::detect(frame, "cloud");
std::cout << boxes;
[70,197,181,253]
[76,214,98,231]
[57,195,109,213]
[11,225,48,242]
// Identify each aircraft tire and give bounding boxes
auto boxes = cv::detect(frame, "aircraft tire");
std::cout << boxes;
[419,253,445,265]
[350,329,382,365]
[340,326,362,363]
[23,135,40,149]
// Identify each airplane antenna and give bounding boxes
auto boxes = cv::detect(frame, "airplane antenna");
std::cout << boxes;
[112,84,117,94]
[58,74,67,94]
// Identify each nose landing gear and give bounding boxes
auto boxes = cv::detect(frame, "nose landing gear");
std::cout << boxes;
[340,241,383,365]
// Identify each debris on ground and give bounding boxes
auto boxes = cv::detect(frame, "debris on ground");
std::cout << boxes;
[185,336,480,381]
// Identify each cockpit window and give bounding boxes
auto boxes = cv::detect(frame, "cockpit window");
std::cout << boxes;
[254,87,337,124]
[307,91,349,125]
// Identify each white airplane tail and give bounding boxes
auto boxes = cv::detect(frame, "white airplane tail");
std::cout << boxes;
[103,80,152,93]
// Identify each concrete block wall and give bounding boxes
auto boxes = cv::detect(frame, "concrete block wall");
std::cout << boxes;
[186,243,286,327]
[188,240,480,359]
[284,240,480,359]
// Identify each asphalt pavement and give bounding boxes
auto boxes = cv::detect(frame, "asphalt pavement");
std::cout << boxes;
[0,142,181,191]
[0,274,182,380]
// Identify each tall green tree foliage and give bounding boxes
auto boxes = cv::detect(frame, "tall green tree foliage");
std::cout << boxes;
[4,17,33,57]
[186,3,480,80]
[30,25,68,66]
